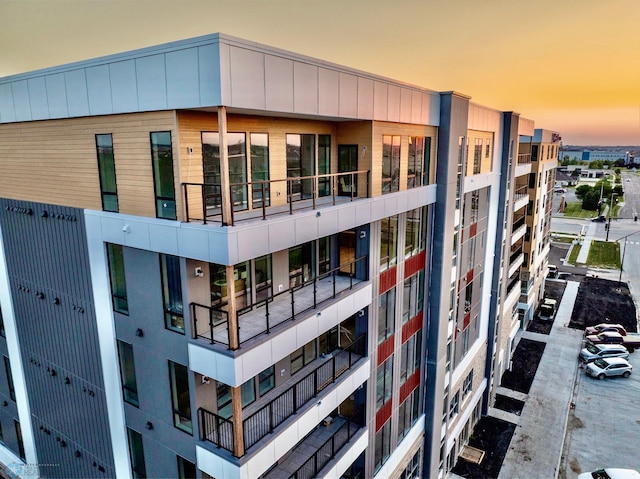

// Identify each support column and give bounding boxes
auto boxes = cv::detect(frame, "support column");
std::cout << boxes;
[226,265,239,350]
[231,385,245,457]
[218,106,232,226]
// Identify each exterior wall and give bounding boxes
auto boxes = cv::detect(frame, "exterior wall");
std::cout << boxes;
[0,199,114,478]
[0,111,177,217]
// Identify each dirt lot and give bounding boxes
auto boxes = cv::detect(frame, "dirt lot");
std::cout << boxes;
[568,276,637,332]
[451,416,516,479]
[500,339,546,394]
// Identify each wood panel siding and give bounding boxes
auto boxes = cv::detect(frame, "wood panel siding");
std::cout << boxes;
[0,111,177,219]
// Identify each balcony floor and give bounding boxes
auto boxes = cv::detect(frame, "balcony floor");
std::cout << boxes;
[196,274,362,348]
[264,416,355,478]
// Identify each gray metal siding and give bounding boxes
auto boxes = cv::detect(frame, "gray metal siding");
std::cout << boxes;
[0,198,114,477]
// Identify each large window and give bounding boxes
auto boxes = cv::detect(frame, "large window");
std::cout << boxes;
[380,215,398,271]
[473,138,482,174]
[376,356,393,409]
[291,340,317,375]
[449,390,459,419]
[403,271,424,324]
[160,255,184,334]
[117,341,139,407]
[374,419,392,472]
[250,133,270,208]
[202,132,249,212]
[14,421,24,461]
[286,134,315,200]
[400,330,422,384]
[405,207,427,258]
[378,288,396,344]
[169,361,192,434]
[3,356,14,401]
[127,427,146,478]
[408,136,427,188]
[96,134,118,212]
[398,388,420,441]
[150,132,176,220]
[318,135,331,197]
[382,135,400,194]
[258,366,275,396]
[177,455,197,479]
[107,243,128,315]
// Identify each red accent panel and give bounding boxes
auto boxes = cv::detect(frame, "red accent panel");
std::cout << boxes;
[401,312,423,343]
[377,335,394,366]
[376,400,393,431]
[463,312,471,329]
[404,251,426,279]
[466,268,474,284]
[470,222,477,238]
[379,267,397,294]
[399,370,421,404]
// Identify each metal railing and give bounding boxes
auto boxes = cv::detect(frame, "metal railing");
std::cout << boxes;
[287,408,365,479]
[198,336,366,456]
[506,274,521,294]
[513,185,528,202]
[509,246,523,265]
[512,214,526,231]
[191,256,368,349]
[517,153,531,165]
[183,170,370,225]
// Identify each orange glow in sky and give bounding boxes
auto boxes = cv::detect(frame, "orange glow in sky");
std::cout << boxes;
[1,0,640,145]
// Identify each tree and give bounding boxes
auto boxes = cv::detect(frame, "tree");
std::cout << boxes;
[575,184,593,199]
[582,190,601,210]
[613,185,624,196]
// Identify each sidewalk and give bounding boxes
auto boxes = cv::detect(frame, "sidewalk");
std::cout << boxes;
[497,281,584,479]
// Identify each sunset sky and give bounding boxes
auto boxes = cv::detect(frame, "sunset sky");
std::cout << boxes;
[1,0,639,145]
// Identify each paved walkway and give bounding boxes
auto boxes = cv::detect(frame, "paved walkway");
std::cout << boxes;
[497,281,584,479]
[576,223,596,264]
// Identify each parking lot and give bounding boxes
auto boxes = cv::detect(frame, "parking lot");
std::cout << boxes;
[562,336,640,477]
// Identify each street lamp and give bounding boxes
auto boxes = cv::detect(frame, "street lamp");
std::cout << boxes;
[605,192,618,242]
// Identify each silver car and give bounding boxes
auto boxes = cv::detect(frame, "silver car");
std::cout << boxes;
[585,357,632,380]
[580,344,629,363]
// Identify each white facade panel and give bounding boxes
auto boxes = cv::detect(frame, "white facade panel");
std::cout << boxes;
[64,69,90,117]
[229,46,266,110]
[387,84,401,122]
[265,55,294,112]
[86,64,112,115]
[27,76,48,120]
[400,87,413,124]
[109,60,138,113]
[373,81,388,119]
[44,73,68,118]
[11,80,32,122]
[166,48,200,109]
[135,54,168,111]
[410,90,422,125]
[293,62,318,114]
[357,77,374,119]
[0,83,16,123]
[198,43,222,106]
[318,67,340,116]
[339,72,358,118]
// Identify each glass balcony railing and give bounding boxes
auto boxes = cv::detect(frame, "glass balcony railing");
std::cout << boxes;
[198,335,366,456]
[190,256,368,350]
[182,170,370,226]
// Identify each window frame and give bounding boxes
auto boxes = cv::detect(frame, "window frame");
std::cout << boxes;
[95,133,119,212]
[107,243,128,315]
[117,340,139,407]
[150,131,177,220]
[127,427,147,479]
[160,254,184,334]
[168,361,193,435]
[382,135,401,194]
[376,356,394,409]
[378,288,396,344]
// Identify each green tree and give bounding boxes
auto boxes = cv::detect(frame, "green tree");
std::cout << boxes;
[582,190,601,210]
[575,184,593,199]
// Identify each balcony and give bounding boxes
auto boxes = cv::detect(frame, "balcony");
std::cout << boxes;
[198,336,366,456]
[508,246,524,278]
[191,256,368,350]
[517,153,531,165]
[513,185,529,212]
[511,216,526,245]
[264,408,366,479]
[514,154,532,177]
[182,171,370,226]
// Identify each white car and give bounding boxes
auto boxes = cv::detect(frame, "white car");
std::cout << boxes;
[585,357,632,380]
[578,469,640,479]
[579,344,629,363]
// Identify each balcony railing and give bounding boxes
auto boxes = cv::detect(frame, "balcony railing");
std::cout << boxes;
[509,246,523,266]
[506,274,521,295]
[182,170,370,226]
[198,336,366,456]
[513,185,528,202]
[285,408,365,479]
[512,214,526,231]
[517,153,531,165]
[191,256,368,350]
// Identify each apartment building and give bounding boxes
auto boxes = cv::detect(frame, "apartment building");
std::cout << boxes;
[0,34,558,479]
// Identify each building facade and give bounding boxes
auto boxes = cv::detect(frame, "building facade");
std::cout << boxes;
[0,34,558,479]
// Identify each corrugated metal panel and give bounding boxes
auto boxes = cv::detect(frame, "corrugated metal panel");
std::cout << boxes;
[44,73,69,118]
[266,54,294,112]
[109,60,138,113]
[27,77,49,120]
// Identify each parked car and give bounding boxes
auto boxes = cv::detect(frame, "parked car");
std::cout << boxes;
[585,357,632,379]
[592,215,607,222]
[578,468,640,479]
[539,298,557,321]
[579,344,629,363]
[585,331,640,352]
[585,323,628,337]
